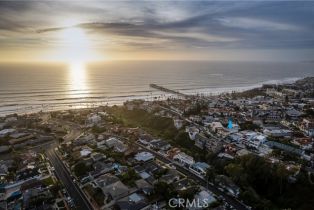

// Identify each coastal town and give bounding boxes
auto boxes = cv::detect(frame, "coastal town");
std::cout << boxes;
[0,77,314,210]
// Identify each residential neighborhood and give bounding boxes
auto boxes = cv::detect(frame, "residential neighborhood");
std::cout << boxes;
[0,77,314,210]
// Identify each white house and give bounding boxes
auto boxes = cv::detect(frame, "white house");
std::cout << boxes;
[134,152,155,162]
[210,122,223,132]
[263,126,292,137]
[240,131,267,149]
[173,152,195,167]
[80,147,92,157]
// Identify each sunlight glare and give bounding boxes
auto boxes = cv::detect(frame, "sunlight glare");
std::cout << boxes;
[68,62,89,98]
[60,27,91,62]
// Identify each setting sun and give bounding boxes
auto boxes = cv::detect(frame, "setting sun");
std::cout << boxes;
[59,27,91,62]
[0,2,314,210]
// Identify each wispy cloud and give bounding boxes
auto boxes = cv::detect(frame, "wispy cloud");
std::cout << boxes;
[0,1,313,61]
[217,17,300,31]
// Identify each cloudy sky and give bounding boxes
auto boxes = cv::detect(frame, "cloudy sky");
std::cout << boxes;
[0,1,313,62]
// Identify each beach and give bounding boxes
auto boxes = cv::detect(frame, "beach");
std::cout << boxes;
[1,61,313,116]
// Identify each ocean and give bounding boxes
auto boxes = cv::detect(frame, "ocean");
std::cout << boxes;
[0,61,313,116]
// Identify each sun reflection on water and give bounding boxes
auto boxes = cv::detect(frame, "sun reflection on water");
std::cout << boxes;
[68,62,89,99]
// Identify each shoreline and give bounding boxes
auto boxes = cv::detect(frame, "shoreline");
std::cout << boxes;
[180,77,301,96]
[0,76,305,117]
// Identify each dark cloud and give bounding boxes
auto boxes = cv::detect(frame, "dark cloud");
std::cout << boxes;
[0,1,313,60]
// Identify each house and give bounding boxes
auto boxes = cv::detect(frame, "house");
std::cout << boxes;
[74,134,95,146]
[159,169,181,184]
[185,126,199,140]
[96,139,108,150]
[218,152,235,160]
[263,126,292,137]
[228,133,243,142]
[190,189,217,210]
[90,152,106,162]
[135,179,153,195]
[106,137,127,153]
[138,134,153,145]
[194,133,222,153]
[149,140,171,151]
[194,133,207,149]
[173,152,195,167]
[210,122,223,132]
[80,146,92,157]
[138,171,151,180]
[134,162,162,183]
[116,193,149,210]
[285,108,302,120]
[239,131,267,149]
[189,162,210,177]
[91,162,114,177]
[134,152,155,162]
[249,134,267,148]
[166,147,181,159]
[102,181,130,200]
[94,174,120,188]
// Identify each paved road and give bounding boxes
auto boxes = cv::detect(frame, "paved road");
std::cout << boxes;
[46,149,93,210]
[136,142,248,210]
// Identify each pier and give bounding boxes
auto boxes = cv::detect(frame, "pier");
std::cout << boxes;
[149,84,190,99]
